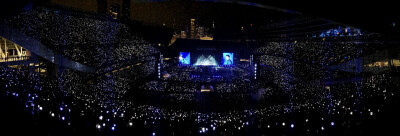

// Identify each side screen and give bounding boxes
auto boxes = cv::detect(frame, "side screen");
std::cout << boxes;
[179,52,190,64]
[222,53,233,65]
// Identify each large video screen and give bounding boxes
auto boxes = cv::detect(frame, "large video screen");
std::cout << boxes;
[179,52,190,64]
[222,53,234,65]
[194,54,217,66]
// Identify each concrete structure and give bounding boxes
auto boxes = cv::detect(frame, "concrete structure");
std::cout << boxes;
[0,23,94,72]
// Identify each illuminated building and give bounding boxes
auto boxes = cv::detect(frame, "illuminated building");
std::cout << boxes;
[0,36,31,62]
[190,19,196,39]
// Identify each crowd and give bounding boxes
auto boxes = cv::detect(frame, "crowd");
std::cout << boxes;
[0,7,398,135]
[254,41,381,82]
[5,8,159,68]
[1,63,398,135]
[254,41,377,66]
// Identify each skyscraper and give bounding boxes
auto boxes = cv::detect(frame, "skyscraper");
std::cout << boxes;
[190,19,196,39]
[120,0,130,21]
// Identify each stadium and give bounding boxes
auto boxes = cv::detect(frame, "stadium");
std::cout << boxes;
[1,0,400,135]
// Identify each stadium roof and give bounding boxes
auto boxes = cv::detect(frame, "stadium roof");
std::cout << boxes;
[1,0,399,36]
[167,38,249,57]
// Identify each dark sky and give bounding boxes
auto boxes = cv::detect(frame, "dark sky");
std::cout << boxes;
[1,0,399,34]
[246,0,400,33]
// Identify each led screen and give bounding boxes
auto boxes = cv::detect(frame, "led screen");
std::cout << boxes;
[222,53,233,65]
[179,52,190,64]
[194,54,217,66]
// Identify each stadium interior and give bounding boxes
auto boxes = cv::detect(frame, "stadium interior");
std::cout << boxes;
[1,0,400,135]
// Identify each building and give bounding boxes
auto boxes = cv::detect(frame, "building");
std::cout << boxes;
[190,19,196,39]
[0,36,31,62]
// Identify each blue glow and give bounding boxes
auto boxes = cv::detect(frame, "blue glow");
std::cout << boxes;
[194,55,217,66]
[179,52,190,64]
[222,53,233,65]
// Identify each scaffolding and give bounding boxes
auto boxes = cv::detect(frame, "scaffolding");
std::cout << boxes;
[0,36,31,62]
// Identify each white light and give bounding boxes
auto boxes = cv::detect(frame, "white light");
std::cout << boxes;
[102,123,106,127]
[111,127,115,131]
[60,107,63,111]
[96,124,101,129]
[290,124,294,128]
[370,112,373,116]
[129,122,133,126]
[99,116,103,120]
[39,107,43,111]
[61,116,65,120]
[331,122,335,126]
[152,132,156,136]
[267,125,270,128]
[350,112,353,115]
[193,55,218,66]
[51,113,55,117]
[305,119,309,122]
[321,126,325,131]
[202,127,206,132]
[282,122,285,126]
